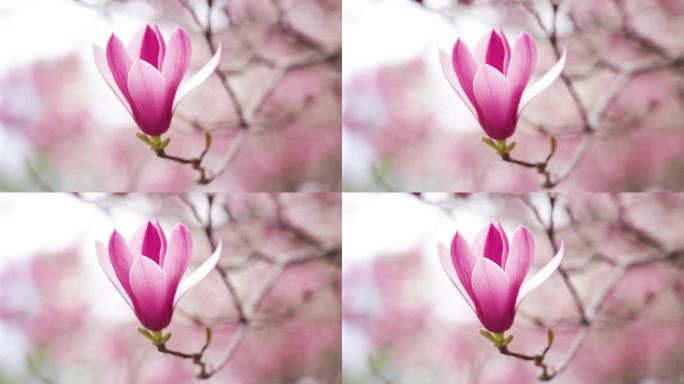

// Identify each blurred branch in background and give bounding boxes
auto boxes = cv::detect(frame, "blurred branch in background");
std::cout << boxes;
[345,0,684,191]
[344,193,684,383]
[1,0,341,191]
[0,193,341,383]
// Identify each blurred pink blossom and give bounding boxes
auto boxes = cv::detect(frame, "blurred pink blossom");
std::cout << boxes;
[439,30,566,140]
[95,221,221,331]
[438,223,564,332]
[93,25,221,136]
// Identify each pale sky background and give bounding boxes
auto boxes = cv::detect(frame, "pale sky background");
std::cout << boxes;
[342,192,561,375]
[0,193,185,374]
[341,0,569,188]
[0,0,223,186]
[342,0,491,187]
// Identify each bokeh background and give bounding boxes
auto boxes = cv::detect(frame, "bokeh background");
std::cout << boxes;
[0,0,341,192]
[343,193,684,383]
[0,193,341,383]
[343,0,684,191]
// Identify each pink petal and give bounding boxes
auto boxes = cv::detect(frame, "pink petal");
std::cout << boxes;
[451,38,480,109]
[471,258,514,332]
[162,223,192,291]
[127,28,144,59]
[93,45,131,114]
[107,230,137,304]
[483,223,505,267]
[472,64,514,140]
[473,34,489,64]
[484,30,506,74]
[128,25,165,60]
[472,223,508,262]
[499,29,512,75]
[471,226,488,258]
[127,59,172,136]
[517,242,564,308]
[437,243,475,312]
[507,32,537,108]
[140,221,164,265]
[175,241,222,305]
[174,44,222,110]
[161,27,192,93]
[105,34,133,103]
[438,50,477,118]
[130,221,166,259]
[449,232,479,302]
[497,222,509,267]
[519,48,567,113]
[504,226,535,295]
[139,25,162,68]
[153,25,167,69]
[96,241,133,309]
[129,255,172,331]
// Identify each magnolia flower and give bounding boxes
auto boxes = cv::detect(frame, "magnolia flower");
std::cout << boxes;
[94,25,222,137]
[96,221,221,331]
[439,30,566,141]
[438,223,563,333]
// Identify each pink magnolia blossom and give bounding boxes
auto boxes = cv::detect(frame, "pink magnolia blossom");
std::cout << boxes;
[438,223,563,332]
[439,30,566,140]
[93,25,222,136]
[96,221,222,331]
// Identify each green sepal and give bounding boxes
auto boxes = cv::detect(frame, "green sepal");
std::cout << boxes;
[137,327,170,347]
[479,329,497,344]
[137,327,154,340]
[205,327,213,345]
[136,133,153,146]
[480,329,514,348]
[549,136,557,155]
[502,334,514,347]
[493,332,505,345]
[136,133,170,152]
[481,137,500,152]
[547,328,554,347]
[160,137,171,150]
[160,332,172,345]
[505,141,516,154]
[481,137,516,155]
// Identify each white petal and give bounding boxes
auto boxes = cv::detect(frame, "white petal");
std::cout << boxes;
[95,241,133,310]
[93,45,132,114]
[437,243,475,312]
[516,242,564,308]
[173,44,222,110]
[174,241,222,305]
[438,50,477,118]
[519,48,567,114]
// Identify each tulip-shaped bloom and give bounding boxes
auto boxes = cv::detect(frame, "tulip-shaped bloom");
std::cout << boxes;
[94,25,222,136]
[439,30,566,141]
[438,223,563,333]
[96,221,222,331]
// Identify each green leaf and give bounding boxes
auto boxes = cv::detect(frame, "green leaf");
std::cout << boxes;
[479,329,497,344]
[502,334,514,347]
[547,328,554,347]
